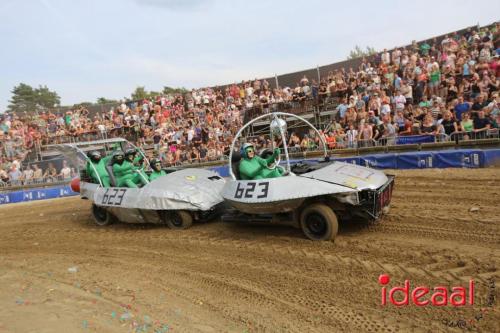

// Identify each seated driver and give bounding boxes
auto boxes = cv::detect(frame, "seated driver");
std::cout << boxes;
[86,150,111,187]
[238,143,284,180]
[124,148,148,187]
[149,158,166,181]
[111,151,139,188]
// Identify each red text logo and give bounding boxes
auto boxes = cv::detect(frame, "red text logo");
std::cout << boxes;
[379,274,474,306]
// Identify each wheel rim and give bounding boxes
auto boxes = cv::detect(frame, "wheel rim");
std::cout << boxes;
[305,213,327,236]
[171,213,183,227]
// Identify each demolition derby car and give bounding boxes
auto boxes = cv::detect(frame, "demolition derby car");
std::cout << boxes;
[54,138,225,229]
[221,112,394,241]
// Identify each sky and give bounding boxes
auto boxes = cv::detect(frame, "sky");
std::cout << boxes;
[0,0,498,110]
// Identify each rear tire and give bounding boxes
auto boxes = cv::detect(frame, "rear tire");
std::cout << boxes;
[164,211,193,230]
[300,203,338,241]
[92,204,114,226]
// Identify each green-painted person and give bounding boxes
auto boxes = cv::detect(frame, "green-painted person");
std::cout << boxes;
[86,150,111,187]
[124,148,149,187]
[148,158,166,181]
[238,143,284,180]
[111,150,138,188]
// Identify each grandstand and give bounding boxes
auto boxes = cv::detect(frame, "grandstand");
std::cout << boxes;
[1,21,499,190]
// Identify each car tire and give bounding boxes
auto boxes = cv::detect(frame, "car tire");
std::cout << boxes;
[92,204,114,226]
[165,210,193,230]
[300,203,338,241]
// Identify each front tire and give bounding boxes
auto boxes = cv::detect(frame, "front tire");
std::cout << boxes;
[92,204,114,226]
[300,203,338,241]
[163,210,193,230]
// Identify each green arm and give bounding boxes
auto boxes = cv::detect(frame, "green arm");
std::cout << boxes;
[263,148,280,165]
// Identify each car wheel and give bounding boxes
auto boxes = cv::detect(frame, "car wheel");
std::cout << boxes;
[300,203,338,241]
[165,211,193,230]
[92,204,114,226]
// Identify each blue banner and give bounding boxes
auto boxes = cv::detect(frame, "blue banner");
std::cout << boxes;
[207,148,499,176]
[0,185,78,205]
[1,148,498,205]
[396,135,435,145]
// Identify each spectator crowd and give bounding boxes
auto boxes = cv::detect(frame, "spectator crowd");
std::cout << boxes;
[1,23,499,186]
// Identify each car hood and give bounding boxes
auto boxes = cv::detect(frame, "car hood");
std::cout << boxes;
[299,162,389,190]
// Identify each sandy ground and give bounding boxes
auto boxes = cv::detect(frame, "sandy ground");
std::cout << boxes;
[0,168,499,333]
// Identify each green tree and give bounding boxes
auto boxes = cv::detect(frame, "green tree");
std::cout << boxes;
[7,83,36,114]
[7,83,60,114]
[163,86,189,95]
[131,85,189,101]
[131,86,149,101]
[347,45,377,60]
[35,85,60,111]
[73,102,93,108]
[97,97,118,104]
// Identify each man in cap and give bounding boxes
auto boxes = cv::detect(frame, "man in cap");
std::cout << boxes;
[238,143,284,180]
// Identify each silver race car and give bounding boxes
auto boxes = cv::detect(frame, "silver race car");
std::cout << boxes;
[54,138,226,229]
[221,112,394,241]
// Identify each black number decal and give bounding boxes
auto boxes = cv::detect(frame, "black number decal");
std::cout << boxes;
[108,188,118,203]
[102,188,110,204]
[115,189,127,205]
[244,182,256,198]
[235,181,270,199]
[235,183,244,199]
[101,188,127,205]
[257,182,269,198]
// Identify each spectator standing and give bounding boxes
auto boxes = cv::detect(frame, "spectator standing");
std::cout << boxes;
[454,96,471,121]
[59,161,72,180]
[32,164,43,182]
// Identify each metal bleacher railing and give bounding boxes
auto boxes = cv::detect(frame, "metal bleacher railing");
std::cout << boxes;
[0,175,72,191]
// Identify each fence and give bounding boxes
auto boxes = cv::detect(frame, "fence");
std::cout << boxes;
[0,175,72,191]
[0,184,77,205]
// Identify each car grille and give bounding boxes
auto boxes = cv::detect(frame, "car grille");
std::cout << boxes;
[360,176,395,219]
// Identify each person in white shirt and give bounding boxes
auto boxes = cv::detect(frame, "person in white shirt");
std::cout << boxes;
[381,49,391,65]
[21,166,34,184]
[59,161,72,180]
[394,91,407,112]
[346,124,358,148]
[380,101,391,117]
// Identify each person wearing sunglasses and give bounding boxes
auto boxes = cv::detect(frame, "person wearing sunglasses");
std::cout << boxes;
[239,143,283,180]
[148,158,166,181]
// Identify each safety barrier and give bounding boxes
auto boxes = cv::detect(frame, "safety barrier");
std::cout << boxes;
[208,148,500,177]
[1,148,499,205]
[0,185,78,205]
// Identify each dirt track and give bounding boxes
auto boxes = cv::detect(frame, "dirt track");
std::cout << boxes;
[0,168,499,333]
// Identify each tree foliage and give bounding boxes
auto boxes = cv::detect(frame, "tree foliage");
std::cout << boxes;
[96,97,118,105]
[130,86,188,101]
[7,83,60,114]
[162,86,189,95]
[347,45,377,60]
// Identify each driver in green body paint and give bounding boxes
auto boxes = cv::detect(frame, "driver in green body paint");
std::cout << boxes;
[148,158,166,181]
[86,151,111,187]
[238,143,284,180]
[111,151,141,188]
[124,148,149,187]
